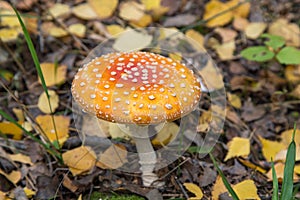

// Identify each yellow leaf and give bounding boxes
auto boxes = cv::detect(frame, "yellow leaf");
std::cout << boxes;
[152,122,179,146]
[35,115,70,144]
[233,180,260,200]
[203,0,233,28]
[183,183,203,199]
[72,3,98,20]
[185,30,205,51]
[0,28,20,42]
[212,176,227,200]
[266,162,298,182]
[39,63,67,86]
[0,121,23,140]
[215,27,237,43]
[224,137,250,161]
[238,158,266,174]
[275,145,300,162]
[0,169,21,184]
[168,52,182,62]
[62,146,97,176]
[245,22,267,39]
[23,187,35,198]
[130,13,152,28]
[48,3,70,19]
[0,191,5,199]
[199,60,224,90]
[68,23,86,38]
[119,1,145,21]
[12,108,24,122]
[233,16,249,31]
[49,26,68,38]
[291,84,300,99]
[96,144,128,169]
[280,129,300,147]
[259,136,285,162]
[37,90,59,114]
[8,153,33,165]
[88,0,118,19]
[227,92,241,109]
[215,40,236,60]
[106,25,125,37]
[108,123,129,139]
[0,10,21,28]
[284,65,300,84]
[226,0,250,18]
[140,0,161,10]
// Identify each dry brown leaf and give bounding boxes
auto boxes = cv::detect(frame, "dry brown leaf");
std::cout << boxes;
[152,122,179,146]
[215,27,237,43]
[259,136,285,162]
[62,146,97,176]
[63,176,78,192]
[245,22,267,39]
[233,16,249,31]
[268,18,300,47]
[183,183,203,199]
[35,115,70,144]
[0,121,23,140]
[285,65,300,83]
[39,63,67,86]
[0,169,21,184]
[48,3,70,19]
[119,1,145,21]
[72,3,98,20]
[224,137,250,161]
[96,144,128,169]
[8,153,33,165]
[185,29,205,51]
[37,90,59,114]
[227,92,241,109]
[233,180,260,200]
[215,40,236,60]
[68,23,86,38]
[88,0,118,19]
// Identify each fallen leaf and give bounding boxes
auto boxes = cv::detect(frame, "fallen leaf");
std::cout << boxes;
[241,100,265,122]
[0,28,21,42]
[37,90,59,114]
[215,27,237,43]
[8,153,33,165]
[68,23,86,38]
[12,108,24,122]
[72,3,98,20]
[203,0,233,27]
[152,122,179,146]
[106,25,125,37]
[214,40,236,60]
[130,13,152,28]
[108,123,128,139]
[39,62,67,86]
[199,60,224,91]
[275,146,300,162]
[280,129,300,147]
[284,65,300,83]
[266,162,298,182]
[233,180,260,200]
[113,28,153,52]
[163,14,197,27]
[141,0,161,10]
[62,176,78,192]
[62,146,96,176]
[291,84,300,99]
[245,22,267,39]
[96,144,128,169]
[226,0,250,18]
[0,121,23,140]
[238,158,267,174]
[183,183,203,200]
[119,1,145,21]
[0,10,21,28]
[227,92,241,109]
[224,137,250,161]
[23,187,35,198]
[48,3,70,19]
[49,26,68,38]
[88,0,118,19]
[233,16,249,31]
[212,175,227,199]
[168,52,182,62]
[185,29,205,51]
[0,169,21,184]
[35,115,70,144]
[259,136,285,162]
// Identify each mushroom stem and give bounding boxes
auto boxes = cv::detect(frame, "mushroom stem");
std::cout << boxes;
[129,125,161,187]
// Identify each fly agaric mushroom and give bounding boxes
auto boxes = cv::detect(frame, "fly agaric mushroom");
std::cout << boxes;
[72,51,201,186]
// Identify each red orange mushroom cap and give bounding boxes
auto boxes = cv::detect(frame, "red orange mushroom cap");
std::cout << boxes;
[72,51,201,125]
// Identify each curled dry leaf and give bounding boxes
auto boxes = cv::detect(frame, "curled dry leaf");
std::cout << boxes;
[37,90,59,114]
[233,16,249,31]
[227,92,241,109]
[62,146,97,176]
[224,137,250,161]
[88,0,118,19]
[245,22,267,39]
[96,144,128,169]
[214,27,237,43]
[72,3,98,20]
[183,183,203,199]
[35,115,70,144]
[39,63,67,86]
[0,169,21,184]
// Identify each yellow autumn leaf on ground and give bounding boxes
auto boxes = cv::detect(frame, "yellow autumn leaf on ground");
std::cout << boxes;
[203,0,233,27]
[62,146,97,176]
[49,26,68,38]
[8,153,33,165]
[238,158,267,174]
[226,0,250,18]
[259,136,285,162]
[183,183,203,200]
[233,180,260,200]
[284,65,300,83]
[130,14,152,28]
[106,25,125,37]
[215,28,237,43]
[68,23,86,38]
[0,28,21,42]
[227,92,241,109]
[280,129,300,147]
[88,0,118,19]
[108,123,128,139]
[35,115,70,144]
[224,137,250,161]
[0,169,21,184]
[212,176,227,200]
[48,3,70,19]
[72,3,98,20]
[96,144,128,169]
[199,60,224,90]
[275,145,300,162]
[0,10,21,28]
[0,121,23,140]
[152,122,179,146]
[23,187,35,198]
[119,1,145,21]
[245,22,267,39]
[12,108,24,121]
[215,40,236,60]
[39,63,67,86]
[233,16,249,31]
[141,0,161,10]
[185,29,205,51]
[266,162,298,182]
[37,90,59,114]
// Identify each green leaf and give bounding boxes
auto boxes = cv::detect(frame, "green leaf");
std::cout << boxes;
[280,124,296,200]
[271,159,279,200]
[276,47,300,65]
[261,34,285,50]
[210,153,239,200]
[241,46,275,62]
[0,69,13,82]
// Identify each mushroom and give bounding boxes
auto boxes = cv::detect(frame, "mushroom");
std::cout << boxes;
[72,51,201,186]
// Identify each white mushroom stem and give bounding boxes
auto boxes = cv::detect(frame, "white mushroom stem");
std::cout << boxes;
[129,125,160,187]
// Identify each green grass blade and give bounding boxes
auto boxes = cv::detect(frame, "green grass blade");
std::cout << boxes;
[209,153,239,200]
[271,159,279,200]
[280,125,296,200]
